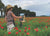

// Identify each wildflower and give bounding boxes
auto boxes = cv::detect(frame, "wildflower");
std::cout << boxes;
[8,32,11,35]
[0,21,2,23]
[25,27,27,29]
[36,28,38,29]
[28,25,30,27]
[24,30,26,32]
[34,29,36,30]
[14,27,17,30]
[15,27,17,29]
[28,27,30,30]
[34,28,38,32]
[45,26,48,28]
[41,27,42,28]
[36,29,38,32]
[1,27,4,29]
[26,32,29,35]
[0,25,1,27]
[43,28,45,29]
[16,28,18,30]
[19,30,21,32]
[16,32,18,34]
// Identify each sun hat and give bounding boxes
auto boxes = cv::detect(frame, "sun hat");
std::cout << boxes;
[6,5,14,9]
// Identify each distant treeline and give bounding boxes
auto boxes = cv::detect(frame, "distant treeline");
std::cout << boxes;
[12,5,36,17]
[4,5,36,17]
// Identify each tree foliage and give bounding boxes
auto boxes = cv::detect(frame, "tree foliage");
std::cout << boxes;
[0,0,4,11]
[12,5,36,17]
[0,0,5,17]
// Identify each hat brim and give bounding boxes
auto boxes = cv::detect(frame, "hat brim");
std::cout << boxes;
[7,7,14,9]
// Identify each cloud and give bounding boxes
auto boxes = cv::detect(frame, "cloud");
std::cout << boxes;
[2,0,49,7]
[2,0,18,6]
[19,0,49,8]
[25,3,50,16]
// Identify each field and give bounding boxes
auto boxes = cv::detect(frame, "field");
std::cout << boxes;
[0,17,50,36]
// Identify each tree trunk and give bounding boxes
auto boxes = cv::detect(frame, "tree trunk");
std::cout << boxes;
[4,12,5,17]
[1,10,2,17]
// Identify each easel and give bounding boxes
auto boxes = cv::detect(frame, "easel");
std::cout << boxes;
[19,14,25,27]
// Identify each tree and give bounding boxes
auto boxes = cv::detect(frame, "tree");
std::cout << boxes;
[12,5,36,17]
[0,0,5,17]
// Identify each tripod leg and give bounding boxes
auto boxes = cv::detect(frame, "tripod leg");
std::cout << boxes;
[20,22,22,27]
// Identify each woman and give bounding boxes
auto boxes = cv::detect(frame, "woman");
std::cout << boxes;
[5,5,22,31]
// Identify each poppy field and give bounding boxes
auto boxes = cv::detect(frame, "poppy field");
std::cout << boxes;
[0,17,50,36]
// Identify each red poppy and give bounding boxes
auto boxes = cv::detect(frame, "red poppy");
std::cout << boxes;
[28,25,30,27]
[14,27,17,30]
[16,28,18,30]
[43,28,45,29]
[15,27,17,29]
[45,26,48,28]
[8,32,11,35]
[0,25,1,27]
[34,28,38,32]
[24,30,26,32]
[25,27,27,29]
[41,27,42,28]
[28,27,30,30]
[16,32,18,34]
[0,21,2,23]
[26,32,29,35]
[19,30,21,32]
[36,29,38,32]
[1,27,4,29]
[34,29,36,31]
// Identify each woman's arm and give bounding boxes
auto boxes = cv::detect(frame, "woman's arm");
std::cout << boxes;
[5,15,7,22]
[11,12,22,18]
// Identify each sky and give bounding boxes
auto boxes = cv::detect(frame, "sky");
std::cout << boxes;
[1,0,50,16]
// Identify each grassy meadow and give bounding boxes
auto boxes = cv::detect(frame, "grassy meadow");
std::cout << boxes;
[0,17,50,36]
